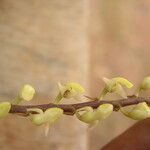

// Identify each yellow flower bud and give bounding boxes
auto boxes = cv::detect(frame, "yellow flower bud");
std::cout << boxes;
[13,84,36,104]
[95,104,113,120]
[65,82,85,93]
[76,107,96,124]
[136,77,150,96]
[29,108,63,126]
[19,84,35,101]
[121,102,150,120]
[0,102,11,118]
[76,104,113,124]
[55,82,85,103]
[98,77,133,100]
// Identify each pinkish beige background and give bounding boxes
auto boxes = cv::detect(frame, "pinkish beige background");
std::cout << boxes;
[0,0,149,150]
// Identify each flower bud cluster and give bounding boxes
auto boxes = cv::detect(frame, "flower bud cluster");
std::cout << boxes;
[0,77,149,129]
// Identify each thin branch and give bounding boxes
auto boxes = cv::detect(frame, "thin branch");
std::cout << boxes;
[9,96,150,116]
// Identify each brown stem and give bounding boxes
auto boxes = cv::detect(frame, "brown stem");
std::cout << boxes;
[9,96,150,116]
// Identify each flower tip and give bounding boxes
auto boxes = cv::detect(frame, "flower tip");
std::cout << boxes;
[102,77,110,85]
[66,82,85,93]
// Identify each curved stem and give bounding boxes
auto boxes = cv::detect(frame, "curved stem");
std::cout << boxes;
[9,96,150,116]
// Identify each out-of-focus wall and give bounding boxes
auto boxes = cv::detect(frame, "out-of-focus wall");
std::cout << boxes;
[0,0,89,150]
[89,0,150,149]
[0,0,150,150]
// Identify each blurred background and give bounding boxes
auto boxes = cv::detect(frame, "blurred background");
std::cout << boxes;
[0,0,149,150]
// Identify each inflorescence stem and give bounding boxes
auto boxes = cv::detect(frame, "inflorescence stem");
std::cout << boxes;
[9,96,150,116]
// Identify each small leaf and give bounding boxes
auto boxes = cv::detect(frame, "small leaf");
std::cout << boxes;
[121,102,150,120]
[29,108,63,126]
[0,102,11,118]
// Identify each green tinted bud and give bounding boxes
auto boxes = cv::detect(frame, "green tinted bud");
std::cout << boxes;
[128,102,150,120]
[65,82,85,93]
[44,108,63,123]
[29,108,63,126]
[98,77,133,100]
[19,84,35,101]
[136,77,150,96]
[121,102,150,120]
[76,107,96,124]
[95,104,113,120]
[111,77,133,89]
[55,82,85,103]
[29,113,44,125]
[140,77,150,90]
[76,104,113,124]
[0,102,11,118]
